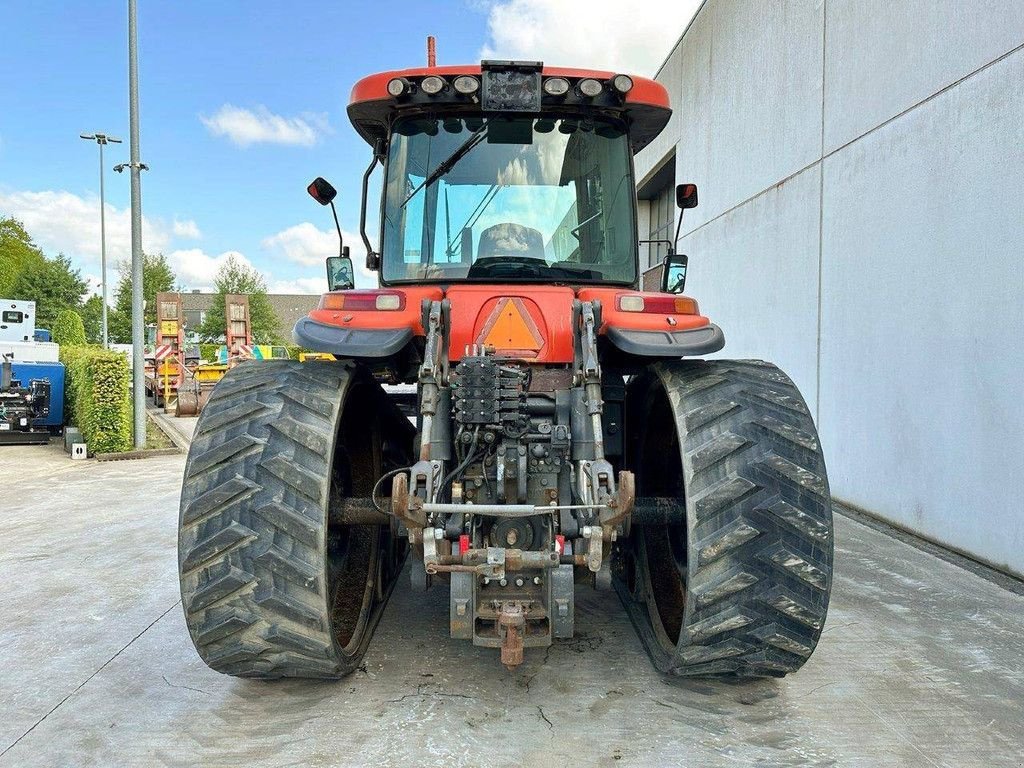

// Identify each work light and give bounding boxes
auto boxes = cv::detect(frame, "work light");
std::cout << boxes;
[387,78,410,97]
[453,75,480,94]
[542,77,570,96]
[611,74,634,94]
[421,76,446,95]
[578,78,603,97]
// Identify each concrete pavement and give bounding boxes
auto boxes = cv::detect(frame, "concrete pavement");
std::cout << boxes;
[2,441,1023,767]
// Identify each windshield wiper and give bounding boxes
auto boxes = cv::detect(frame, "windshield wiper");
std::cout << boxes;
[400,123,489,209]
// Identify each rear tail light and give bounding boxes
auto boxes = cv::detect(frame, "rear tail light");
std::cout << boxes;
[617,294,699,315]
[319,291,406,311]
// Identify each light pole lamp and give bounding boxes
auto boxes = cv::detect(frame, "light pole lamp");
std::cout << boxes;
[80,132,122,348]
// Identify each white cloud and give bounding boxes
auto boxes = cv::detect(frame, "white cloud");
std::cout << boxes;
[173,219,202,239]
[0,189,170,267]
[261,222,377,287]
[200,105,329,147]
[267,277,327,295]
[261,222,341,266]
[480,0,702,75]
[167,248,254,292]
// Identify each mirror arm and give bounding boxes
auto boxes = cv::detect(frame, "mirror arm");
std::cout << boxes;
[672,209,685,254]
[328,200,344,258]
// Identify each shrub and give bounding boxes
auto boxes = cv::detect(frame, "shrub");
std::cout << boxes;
[59,346,132,454]
[52,309,87,346]
[199,343,221,363]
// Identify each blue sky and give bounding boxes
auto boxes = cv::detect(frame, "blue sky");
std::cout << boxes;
[0,1,698,295]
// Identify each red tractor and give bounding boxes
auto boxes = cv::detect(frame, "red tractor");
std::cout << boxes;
[178,61,832,679]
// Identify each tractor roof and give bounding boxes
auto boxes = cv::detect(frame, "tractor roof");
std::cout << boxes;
[347,64,672,153]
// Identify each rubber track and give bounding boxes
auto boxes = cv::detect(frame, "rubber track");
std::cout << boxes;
[178,360,396,679]
[620,360,833,678]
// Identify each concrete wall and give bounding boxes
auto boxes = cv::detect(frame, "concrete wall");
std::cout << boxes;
[637,0,1024,576]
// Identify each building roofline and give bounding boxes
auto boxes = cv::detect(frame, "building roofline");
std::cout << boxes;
[652,0,710,79]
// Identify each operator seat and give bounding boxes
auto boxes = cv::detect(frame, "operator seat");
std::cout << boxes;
[477,222,546,261]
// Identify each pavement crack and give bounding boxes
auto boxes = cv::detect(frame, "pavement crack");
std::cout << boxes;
[162,675,210,696]
[536,705,554,730]
[0,600,181,759]
[385,684,475,705]
[798,682,840,699]
[521,644,554,692]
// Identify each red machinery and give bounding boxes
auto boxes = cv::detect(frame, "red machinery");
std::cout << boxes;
[178,59,834,681]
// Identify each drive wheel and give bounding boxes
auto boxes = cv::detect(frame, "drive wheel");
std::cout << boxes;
[619,360,833,678]
[178,360,412,679]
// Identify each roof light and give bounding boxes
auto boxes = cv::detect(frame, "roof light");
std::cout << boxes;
[578,78,603,98]
[611,74,634,94]
[387,78,411,97]
[453,75,480,94]
[421,75,446,95]
[542,77,570,96]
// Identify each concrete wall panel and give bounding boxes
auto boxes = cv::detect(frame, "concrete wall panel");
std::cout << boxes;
[819,50,1024,574]
[824,0,1024,151]
[645,0,1024,575]
[680,166,822,414]
[638,0,824,230]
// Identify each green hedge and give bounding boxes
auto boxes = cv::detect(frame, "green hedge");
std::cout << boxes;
[52,309,86,346]
[60,345,132,454]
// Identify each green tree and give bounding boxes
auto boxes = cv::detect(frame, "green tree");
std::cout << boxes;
[9,253,88,329]
[0,216,46,297]
[52,308,87,346]
[78,294,105,344]
[108,252,176,343]
[198,254,281,344]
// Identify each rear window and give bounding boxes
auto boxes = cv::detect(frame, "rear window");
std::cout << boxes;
[2,311,24,323]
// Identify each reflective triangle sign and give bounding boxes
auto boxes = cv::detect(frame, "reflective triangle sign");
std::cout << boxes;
[477,297,544,354]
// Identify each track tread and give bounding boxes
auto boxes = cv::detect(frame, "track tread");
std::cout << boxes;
[178,361,407,680]
[180,521,258,573]
[620,359,833,679]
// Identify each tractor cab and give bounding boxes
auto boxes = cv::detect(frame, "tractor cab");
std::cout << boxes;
[346,62,671,289]
[297,61,722,370]
[352,63,671,290]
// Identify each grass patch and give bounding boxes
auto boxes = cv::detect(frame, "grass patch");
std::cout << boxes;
[146,416,175,450]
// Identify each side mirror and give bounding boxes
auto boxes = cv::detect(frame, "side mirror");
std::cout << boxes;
[326,252,355,291]
[307,177,338,206]
[661,253,689,294]
[676,183,698,210]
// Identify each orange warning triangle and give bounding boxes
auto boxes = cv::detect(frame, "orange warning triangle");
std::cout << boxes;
[479,298,543,352]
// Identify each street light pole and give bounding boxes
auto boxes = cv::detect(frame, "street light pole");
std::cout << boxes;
[127,0,147,450]
[79,132,122,349]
